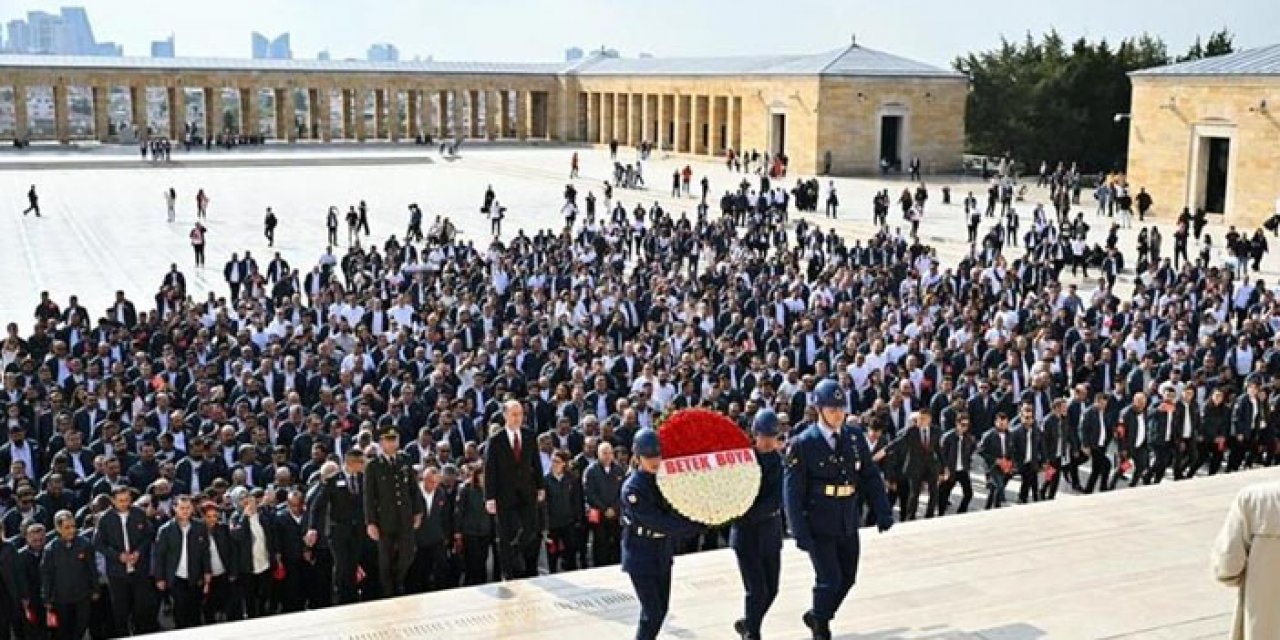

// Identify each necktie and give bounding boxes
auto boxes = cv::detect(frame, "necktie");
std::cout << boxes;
[513,431,522,460]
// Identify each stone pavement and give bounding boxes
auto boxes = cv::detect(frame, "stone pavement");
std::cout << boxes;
[163,467,1277,640]
[0,143,1273,328]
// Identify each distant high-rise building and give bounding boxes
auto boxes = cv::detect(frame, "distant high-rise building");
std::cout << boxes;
[368,43,399,62]
[151,35,175,58]
[317,49,331,61]
[2,7,118,55]
[252,31,292,59]
[565,47,584,62]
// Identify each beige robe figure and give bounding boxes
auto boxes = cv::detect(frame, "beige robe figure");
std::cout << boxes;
[1211,479,1280,640]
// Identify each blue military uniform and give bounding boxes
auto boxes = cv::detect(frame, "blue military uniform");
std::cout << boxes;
[730,409,784,640]
[784,380,893,640]
[621,428,703,640]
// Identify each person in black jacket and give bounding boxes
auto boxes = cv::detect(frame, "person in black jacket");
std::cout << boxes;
[153,496,209,629]
[363,427,423,598]
[273,490,309,613]
[229,488,276,619]
[408,466,453,593]
[453,465,492,586]
[14,523,47,639]
[582,442,624,567]
[484,401,545,580]
[200,501,237,624]
[305,452,366,605]
[42,511,98,640]
[938,416,976,514]
[92,485,158,635]
[543,450,581,573]
[1200,388,1230,476]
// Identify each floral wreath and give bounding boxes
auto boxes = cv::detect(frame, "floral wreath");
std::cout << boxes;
[653,408,761,526]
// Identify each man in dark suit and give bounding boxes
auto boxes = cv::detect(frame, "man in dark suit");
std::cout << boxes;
[1079,394,1113,493]
[977,413,1014,509]
[408,466,453,594]
[153,496,210,629]
[306,450,367,605]
[483,400,546,580]
[1040,399,1071,500]
[1114,392,1151,488]
[363,428,423,598]
[938,416,976,515]
[1010,404,1043,503]
[882,410,941,520]
[1229,380,1264,472]
[91,485,158,635]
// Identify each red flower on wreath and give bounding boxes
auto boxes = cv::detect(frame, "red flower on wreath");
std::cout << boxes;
[657,408,751,459]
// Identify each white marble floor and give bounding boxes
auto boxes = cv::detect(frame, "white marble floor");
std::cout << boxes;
[0,143,1270,330]
[161,467,1277,640]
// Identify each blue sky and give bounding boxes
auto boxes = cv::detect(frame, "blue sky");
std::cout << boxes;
[3,0,1276,66]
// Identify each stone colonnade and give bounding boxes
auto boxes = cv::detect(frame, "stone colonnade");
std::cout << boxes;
[578,91,742,157]
[1,75,554,145]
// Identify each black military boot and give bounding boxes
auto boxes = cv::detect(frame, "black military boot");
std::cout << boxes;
[803,610,832,640]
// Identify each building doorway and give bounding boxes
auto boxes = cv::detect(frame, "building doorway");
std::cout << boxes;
[1203,137,1230,214]
[769,113,786,157]
[880,115,903,169]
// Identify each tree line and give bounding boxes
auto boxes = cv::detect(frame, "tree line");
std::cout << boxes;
[954,29,1235,174]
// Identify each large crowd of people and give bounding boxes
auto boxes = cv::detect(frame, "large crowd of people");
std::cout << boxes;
[1,148,1278,638]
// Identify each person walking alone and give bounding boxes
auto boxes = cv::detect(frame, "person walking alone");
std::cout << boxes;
[189,222,207,268]
[326,206,339,247]
[357,200,371,236]
[263,208,278,248]
[825,182,839,219]
[164,187,177,223]
[23,185,40,217]
[195,189,209,220]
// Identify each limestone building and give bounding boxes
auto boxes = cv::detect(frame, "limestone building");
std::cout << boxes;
[0,42,967,176]
[1128,44,1280,226]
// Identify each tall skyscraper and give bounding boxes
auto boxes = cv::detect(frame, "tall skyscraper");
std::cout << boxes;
[252,32,292,59]
[367,43,399,62]
[151,35,175,58]
[317,49,331,61]
[565,47,584,62]
[2,7,119,55]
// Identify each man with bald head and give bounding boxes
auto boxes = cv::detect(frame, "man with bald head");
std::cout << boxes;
[484,399,546,580]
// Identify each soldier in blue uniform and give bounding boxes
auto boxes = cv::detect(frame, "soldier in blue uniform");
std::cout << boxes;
[731,409,785,640]
[621,428,704,640]
[784,379,894,640]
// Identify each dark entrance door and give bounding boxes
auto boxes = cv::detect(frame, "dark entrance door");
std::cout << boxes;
[1205,137,1230,214]
[880,115,903,169]
[770,113,786,157]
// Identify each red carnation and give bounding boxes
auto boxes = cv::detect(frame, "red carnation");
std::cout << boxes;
[657,409,750,459]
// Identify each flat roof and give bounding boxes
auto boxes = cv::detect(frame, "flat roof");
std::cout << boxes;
[0,44,964,79]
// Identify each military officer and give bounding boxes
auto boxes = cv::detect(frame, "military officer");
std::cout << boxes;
[784,379,893,640]
[621,428,704,640]
[363,426,425,597]
[731,409,785,640]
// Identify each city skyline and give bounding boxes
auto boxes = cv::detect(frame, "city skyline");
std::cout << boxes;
[1,0,1277,66]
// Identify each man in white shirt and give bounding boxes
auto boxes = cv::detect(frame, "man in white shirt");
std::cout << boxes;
[155,497,209,629]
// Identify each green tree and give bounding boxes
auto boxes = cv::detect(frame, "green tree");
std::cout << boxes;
[955,30,1231,173]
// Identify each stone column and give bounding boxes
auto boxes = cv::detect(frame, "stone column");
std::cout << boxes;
[307,88,319,139]
[130,85,147,137]
[519,90,531,140]
[92,85,110,142]
[53,84,69,143]
[203,87,217,139]
[353,89,366,141]
[388,89,401,141]
[689,95,703,155]
[165,85,181,141]
[273,88,288,141]
[437,89,449,139]
[656,94,666,149]
[240,87,259,137]
[639,94,650,146]
[586,93,598,143]
[485,90,499,140]
[727,95,739,153]
[452,90,464,140]
[708,95,722,155]
[372,89,384,139]
[317,88,332,141]
[11,84,27,141]
[673,93,686,153]
[602,93,615,144]
[407,90,419,140]
[341,89,353,139]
